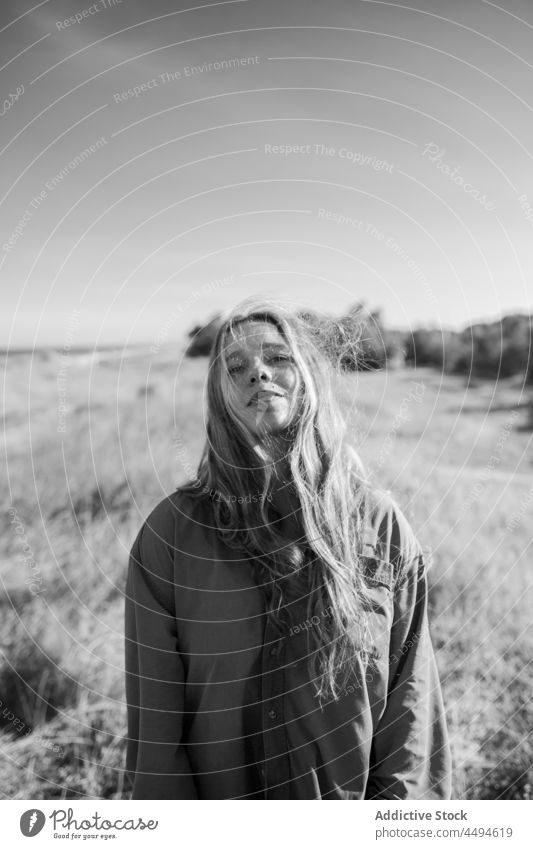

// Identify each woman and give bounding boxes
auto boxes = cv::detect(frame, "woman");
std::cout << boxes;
[124,297,452,800]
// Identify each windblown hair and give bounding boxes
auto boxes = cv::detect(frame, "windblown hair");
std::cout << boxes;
[186,297,377,704]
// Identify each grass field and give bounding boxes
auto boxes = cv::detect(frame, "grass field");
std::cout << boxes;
[1,346,532,799]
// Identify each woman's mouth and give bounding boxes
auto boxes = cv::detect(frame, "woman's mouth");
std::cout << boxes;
[247,390,284,406]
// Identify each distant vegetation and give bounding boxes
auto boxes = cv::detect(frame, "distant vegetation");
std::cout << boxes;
[405,314,532,381]
[185,305,532,382]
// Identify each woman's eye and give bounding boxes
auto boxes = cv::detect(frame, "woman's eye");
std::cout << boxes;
[227,354,292,374]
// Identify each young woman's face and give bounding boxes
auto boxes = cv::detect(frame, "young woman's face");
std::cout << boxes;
[223,320,302,438]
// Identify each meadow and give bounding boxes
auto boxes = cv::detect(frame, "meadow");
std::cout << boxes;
[1,345,532,799]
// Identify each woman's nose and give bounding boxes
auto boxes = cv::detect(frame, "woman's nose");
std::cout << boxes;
[248,359,271,383]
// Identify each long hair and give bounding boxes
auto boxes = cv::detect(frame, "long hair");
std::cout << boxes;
[187,297,376,704]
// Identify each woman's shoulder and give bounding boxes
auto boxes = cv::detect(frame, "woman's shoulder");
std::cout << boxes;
[362,486,425,586]
[345,445,422,564]
[128,482,217,586]
[134,480,215,545]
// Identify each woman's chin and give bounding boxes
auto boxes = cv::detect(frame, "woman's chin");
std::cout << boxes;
[254,417,290,437]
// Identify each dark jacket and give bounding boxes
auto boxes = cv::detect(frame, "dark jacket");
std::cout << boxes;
[124,485,452,799]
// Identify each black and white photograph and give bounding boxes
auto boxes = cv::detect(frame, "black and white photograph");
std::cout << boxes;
[1,0,532,840]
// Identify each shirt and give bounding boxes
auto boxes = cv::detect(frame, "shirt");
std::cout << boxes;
[124,484,452,800]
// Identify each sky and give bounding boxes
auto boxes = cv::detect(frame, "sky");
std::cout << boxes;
[1,0,533,347]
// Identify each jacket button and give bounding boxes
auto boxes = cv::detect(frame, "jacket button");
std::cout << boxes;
[269,645,279,656]
[268,708,278,720]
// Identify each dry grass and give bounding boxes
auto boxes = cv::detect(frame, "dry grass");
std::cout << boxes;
[1,347,532,799]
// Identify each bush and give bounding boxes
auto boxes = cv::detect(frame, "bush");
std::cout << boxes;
[405,314,532,379]
[185,314,222,357]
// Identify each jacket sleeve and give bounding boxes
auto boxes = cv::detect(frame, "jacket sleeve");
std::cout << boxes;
[365,503,452,799]
[124,502,198,799]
